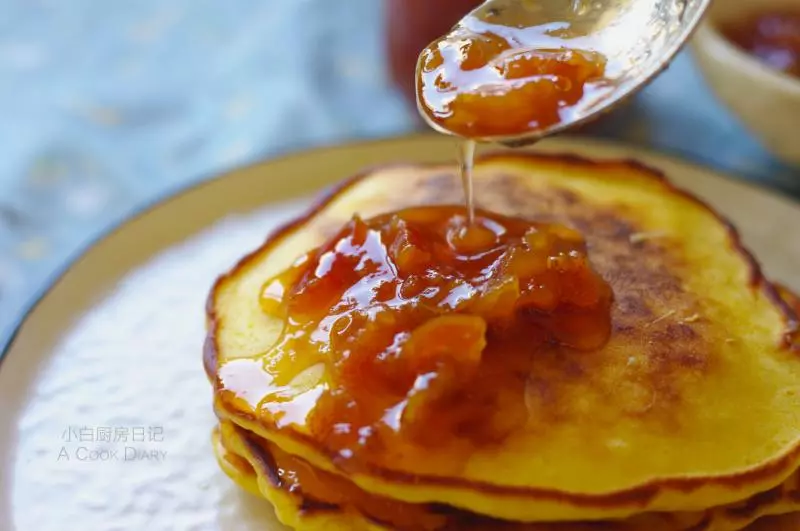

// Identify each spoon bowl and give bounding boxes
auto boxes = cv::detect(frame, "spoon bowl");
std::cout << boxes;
[417,0,712,146]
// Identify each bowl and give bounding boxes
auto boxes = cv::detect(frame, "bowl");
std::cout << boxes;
[691,0,800,166]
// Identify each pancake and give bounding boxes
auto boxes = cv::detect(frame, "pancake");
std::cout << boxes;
[745,512,800,530]
[213,419,800,531]
[777,285,800,321]
[213,424,262,498]
[206,153,800,522]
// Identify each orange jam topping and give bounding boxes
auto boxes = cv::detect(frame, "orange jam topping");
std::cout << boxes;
[723,12,800,78]
[254,207,612,460]
[417,26,608,139]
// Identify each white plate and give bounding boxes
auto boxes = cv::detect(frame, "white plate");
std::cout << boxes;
[2,135,799,531]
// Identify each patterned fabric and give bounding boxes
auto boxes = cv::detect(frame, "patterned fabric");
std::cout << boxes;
[0,0,798,344]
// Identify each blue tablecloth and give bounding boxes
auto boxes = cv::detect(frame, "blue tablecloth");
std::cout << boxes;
[1,0,798,344]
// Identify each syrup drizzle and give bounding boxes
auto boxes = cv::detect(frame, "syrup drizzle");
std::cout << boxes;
[458,139,477,225]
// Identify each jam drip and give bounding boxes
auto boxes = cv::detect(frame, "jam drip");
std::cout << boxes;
[417,27,608,138]
[259,207,612,459]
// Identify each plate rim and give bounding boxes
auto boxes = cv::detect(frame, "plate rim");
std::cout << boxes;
[1,133,798,370]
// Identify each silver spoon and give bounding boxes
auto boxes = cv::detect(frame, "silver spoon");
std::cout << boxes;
[416,0,712,147]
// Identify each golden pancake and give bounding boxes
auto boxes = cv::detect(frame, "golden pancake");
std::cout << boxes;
[213,424,262,498]
[745,512,800,530]
[214,420,800,531]
[777,285,800,322]
[206,153,800,522]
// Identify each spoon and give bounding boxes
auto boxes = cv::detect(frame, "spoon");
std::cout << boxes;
[416,0,712,147]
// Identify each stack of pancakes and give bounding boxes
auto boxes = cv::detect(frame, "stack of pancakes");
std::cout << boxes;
[205,153,800,530]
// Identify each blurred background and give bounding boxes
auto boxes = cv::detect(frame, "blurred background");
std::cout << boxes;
[1,0,799,345]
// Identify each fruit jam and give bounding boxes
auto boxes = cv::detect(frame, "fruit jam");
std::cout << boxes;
[723,11,800,78]
[254,206,612,462]
[416,20,608,139]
